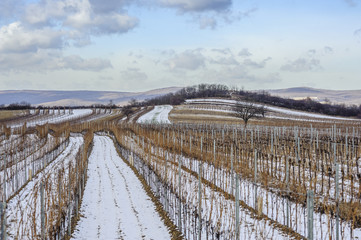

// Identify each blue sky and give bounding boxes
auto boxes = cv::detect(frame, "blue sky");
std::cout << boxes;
[0,0,360,91]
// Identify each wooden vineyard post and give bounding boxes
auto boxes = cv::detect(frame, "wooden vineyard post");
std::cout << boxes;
[286,157,290,227]
[254,149,258,209]
[189,135,192,153]
[68,167,71,237]
[178,136,182,232]
[213,139,216,186]
[164,150,169,213]
[307,190,314,240]
[198,137,203,240]
[346,128,348,161]
[32,145,35,179]
[58,170,62,207]
[271,129,273,154]
[0,202,6,240]
[3,156,6,202]
[40,182,45,240]
[231,145,234,195]
[235,174,240,240]
[335,163,340,240]
[15,147,18,192]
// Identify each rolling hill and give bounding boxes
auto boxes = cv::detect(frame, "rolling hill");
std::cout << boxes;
[266,87,361,105]
[0,87,181,107]
[1,86,360,107]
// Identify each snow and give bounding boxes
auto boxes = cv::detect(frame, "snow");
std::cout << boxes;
[0,134,68,202]
[71,135,171,240]
[125,133,361,239]
[6,136,83,239]
[121,136,294,239]
[186,98,359,121]
[137,105,173,124]
[9,109,93,128]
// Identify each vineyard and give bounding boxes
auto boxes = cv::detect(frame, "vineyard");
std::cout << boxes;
[0,101,361,239]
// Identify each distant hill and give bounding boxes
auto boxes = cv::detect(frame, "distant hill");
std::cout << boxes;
[266,87,361,106]
[1,86,359,107]
[0,87,182,107]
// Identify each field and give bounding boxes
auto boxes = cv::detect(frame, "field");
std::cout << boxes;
[0,100,361,239]
[0,110,29,121]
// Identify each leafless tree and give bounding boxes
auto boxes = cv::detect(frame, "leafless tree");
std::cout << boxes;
[233,100,266,127]
[121,105,134,118]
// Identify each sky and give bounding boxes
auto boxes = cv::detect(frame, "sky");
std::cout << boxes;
[0,0,360,92]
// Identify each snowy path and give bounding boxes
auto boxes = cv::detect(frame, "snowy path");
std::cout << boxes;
[137,105,173,124]
[71,136,171,240]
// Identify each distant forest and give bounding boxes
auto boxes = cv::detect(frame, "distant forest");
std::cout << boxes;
[0,101,32,110]
[142,84,361,118]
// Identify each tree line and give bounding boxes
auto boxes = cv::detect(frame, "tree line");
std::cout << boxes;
[139,84,361,118]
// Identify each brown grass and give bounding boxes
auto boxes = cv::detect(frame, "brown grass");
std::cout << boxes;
[0,110,28,120]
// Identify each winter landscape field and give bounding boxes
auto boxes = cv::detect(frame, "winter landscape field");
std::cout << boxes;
[1,0,361,239]
[1,91,361,240]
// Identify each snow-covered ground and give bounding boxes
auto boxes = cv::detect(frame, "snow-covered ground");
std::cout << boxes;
[9,109,93,128]
[120,135,294,239]
[0,134,68,202]
[71,135,171,240]
[137,105,173,124]
[124,132,361,240]
[186,98,360,121]
[6,136,83,239]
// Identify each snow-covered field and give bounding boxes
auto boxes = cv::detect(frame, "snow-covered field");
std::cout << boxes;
[6,136,83,239]
[72,135,171,240]
[0,134,68,202]
[2,98,361,239]
[119,135,294,239]
[8,109,93,128]
[137,105,173,124]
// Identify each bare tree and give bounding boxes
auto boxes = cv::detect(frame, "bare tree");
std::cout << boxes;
[121,105,134,118]
[233,100,266,127]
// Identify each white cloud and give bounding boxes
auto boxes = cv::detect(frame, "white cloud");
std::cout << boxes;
[155,0,254,30]
[238,48,252,57]
[281,58,322,72]
[0,22,63,53]
[165,50,205,70]
[0,0,137,73]
[211,56,239,65]
[88,14,138,35]
[22,0,138,37]
[212,48,231,55]
[120,68,148,81]
[307,47,333,57]
[23,0,67,26]
[0,50,112,72]
[89,0,133,14]
[221,7,257,23]
[59,55,112,71]
[157,0,232,12]
[199,17,217,29]
[203,65,281,84]
[243,57,271,69]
